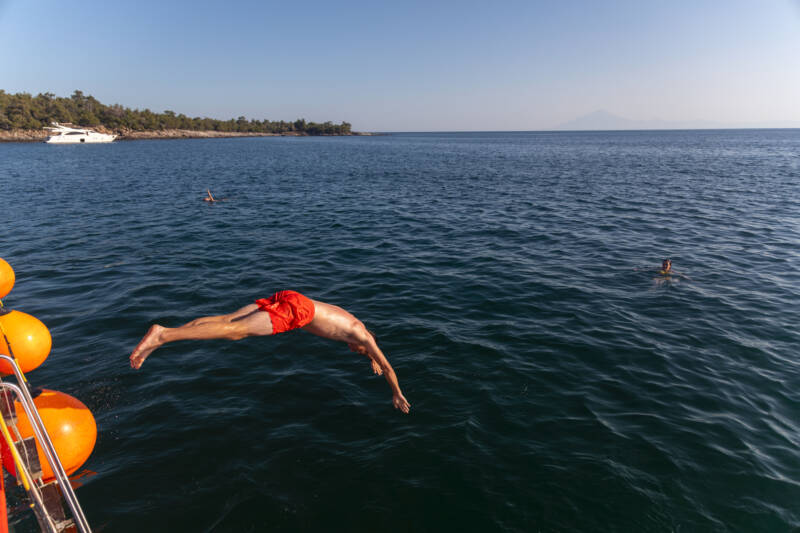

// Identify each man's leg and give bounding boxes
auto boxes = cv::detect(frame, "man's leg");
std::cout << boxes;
[130,304,273,369]
[178,304,261,328]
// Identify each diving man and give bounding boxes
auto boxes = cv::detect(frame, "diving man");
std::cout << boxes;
[129,290,411,413]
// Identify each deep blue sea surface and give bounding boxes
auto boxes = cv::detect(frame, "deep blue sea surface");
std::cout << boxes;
[1,130,799,532]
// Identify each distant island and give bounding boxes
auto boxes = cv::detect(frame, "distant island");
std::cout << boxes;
[0,90,363,142]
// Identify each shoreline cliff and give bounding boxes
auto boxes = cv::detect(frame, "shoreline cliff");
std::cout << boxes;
[0,127,373,143]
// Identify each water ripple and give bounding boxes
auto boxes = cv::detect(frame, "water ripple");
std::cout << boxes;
[2,131,799,531]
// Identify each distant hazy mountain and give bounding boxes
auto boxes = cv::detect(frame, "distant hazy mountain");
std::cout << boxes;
[555,110,800,131]
[555,110,726,131]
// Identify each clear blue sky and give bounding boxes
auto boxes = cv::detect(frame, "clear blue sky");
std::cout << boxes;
[2,0,799,131]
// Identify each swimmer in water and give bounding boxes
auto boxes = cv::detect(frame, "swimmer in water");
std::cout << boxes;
[203,189,227,202]
[654,258,691,283]
[129,290,410,413]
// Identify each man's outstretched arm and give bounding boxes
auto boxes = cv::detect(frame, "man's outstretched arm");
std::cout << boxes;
[300,299,411,413]
[364,338,410,413]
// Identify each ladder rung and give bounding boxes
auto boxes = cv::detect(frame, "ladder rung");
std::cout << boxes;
[17,437,43,481]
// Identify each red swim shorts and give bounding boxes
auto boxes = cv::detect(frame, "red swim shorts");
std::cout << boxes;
[255,290,316,335]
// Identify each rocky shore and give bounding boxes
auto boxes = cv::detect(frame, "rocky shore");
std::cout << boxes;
[0,127,373,142]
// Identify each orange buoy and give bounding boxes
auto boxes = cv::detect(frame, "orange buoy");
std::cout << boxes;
[0,259,13,299]
[0,311,51,375]
[1,389,97,482]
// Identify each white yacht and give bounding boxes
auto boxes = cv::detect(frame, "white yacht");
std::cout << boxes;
[44,122,116,143]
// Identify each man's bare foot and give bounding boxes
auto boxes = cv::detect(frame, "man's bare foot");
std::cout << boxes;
[371,359,383,375]
[130,325,165,369]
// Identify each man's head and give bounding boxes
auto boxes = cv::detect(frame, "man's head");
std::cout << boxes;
[662,258,672,272]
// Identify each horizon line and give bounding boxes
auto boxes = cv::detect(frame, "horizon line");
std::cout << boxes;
[368,127,800,134]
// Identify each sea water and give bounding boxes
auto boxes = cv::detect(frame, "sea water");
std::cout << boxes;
[1,130,799,531]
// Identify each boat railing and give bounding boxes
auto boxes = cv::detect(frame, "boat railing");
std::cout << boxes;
[0,355,91,533]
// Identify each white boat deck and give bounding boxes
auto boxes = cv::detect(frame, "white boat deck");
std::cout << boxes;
[44,123,116,144]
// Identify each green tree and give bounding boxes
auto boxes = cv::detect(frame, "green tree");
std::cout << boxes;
[0,90,353,135]
[78,110,100,126]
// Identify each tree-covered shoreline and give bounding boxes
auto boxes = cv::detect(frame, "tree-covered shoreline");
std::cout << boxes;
[0,90,353,135]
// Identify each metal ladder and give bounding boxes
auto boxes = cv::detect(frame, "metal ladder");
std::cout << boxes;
[0,355,91,533]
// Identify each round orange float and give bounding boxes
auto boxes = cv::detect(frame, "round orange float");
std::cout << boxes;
[0,310,52,375]
[1,389,97,482]
[0,258,14,299]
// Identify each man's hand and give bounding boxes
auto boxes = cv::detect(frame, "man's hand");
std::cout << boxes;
[371,359,383,375]
[393,392,410,414]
